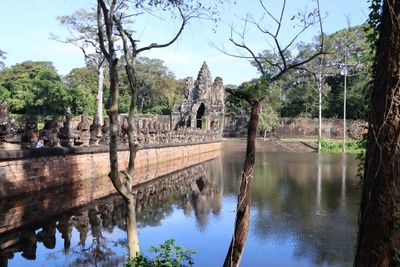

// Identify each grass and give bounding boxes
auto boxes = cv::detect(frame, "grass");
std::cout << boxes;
[320,139,365,154]
[228,136,365,154]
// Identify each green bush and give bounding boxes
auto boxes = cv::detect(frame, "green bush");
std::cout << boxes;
[126,239,197,267]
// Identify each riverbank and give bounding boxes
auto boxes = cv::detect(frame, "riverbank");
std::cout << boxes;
[222,138,364,153]
[222,138,316,152]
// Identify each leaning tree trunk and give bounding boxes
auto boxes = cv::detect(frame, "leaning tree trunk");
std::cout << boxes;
[106,57,131,202]
[223,100,262,267]
[354,1,400,266]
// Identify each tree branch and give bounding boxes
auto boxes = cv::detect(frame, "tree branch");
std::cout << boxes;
[97,0,110,60]
[136,6,187,54]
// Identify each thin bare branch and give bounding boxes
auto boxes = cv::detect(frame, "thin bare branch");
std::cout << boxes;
[275,0,286,37]
[210,42,263,60]
[136,6,187,53]
[229,37,265,76]
[259,0,279,24]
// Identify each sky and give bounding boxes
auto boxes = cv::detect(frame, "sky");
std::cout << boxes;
[0,0,369,85]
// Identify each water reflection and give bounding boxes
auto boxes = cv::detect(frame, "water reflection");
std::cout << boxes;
[0,152,360,267]
[0,158,223,266]
[244,152,359,267]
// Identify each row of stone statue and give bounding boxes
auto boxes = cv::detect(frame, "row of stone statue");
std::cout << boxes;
[0,101,221,149]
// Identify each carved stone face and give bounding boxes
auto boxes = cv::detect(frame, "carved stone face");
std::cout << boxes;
[93,113,100,125]
[0,101,9,125]
[103,118,110,127]
[25,118,38,132]
[81,112,89,123]
[43,119,53,130]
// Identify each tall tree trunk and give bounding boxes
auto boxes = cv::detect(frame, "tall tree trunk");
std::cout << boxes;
[317,69,322,153]
[97,64,104,123]
[107,58,130,198]
[97,0,139,261]
[342,53,347,153]
[223,100,262,267]
[354,1,400,266]
[125,63,139,176]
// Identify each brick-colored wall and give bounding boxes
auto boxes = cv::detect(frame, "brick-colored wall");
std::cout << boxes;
[0,142,221,198]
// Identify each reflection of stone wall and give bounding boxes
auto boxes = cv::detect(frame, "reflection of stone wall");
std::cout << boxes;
[0,142,221,198]
[0,147,221,234]
[224,116,367,139]
[0,157,223,266]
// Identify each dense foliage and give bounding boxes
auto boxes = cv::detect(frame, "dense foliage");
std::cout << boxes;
[126,240,197,267]
[226,24,372,129]
[118,57,184,115]
[0,57,184,117]
[0,61,72,116]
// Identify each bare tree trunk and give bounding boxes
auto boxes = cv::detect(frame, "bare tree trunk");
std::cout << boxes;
[342,53,347,153]
[125,64,139,176]
[107,58,131,199]
[97,64,104,123]
[127,197,139,258]
[223,100,262,267]
[317,69,322,153]
[354,1,400,266]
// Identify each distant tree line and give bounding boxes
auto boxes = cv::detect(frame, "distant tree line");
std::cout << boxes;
[0,24,370,123]
[0,57,184,118]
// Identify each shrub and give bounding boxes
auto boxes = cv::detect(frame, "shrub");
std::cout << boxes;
[126,239,197,267]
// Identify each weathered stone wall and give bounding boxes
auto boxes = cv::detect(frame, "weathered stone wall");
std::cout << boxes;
[0,141,221,198]
[224,116,367,139]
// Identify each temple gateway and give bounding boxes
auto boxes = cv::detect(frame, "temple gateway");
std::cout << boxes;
[172,61,225,131]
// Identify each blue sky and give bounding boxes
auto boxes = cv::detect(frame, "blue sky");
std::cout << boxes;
[0,0,369,85]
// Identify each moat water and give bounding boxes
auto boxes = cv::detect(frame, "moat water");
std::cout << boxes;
[0,151,360,267]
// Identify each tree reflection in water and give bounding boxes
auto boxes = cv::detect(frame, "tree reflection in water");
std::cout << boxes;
[247,152,359,266]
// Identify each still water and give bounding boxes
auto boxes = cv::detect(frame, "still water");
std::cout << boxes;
[0,151,360,267]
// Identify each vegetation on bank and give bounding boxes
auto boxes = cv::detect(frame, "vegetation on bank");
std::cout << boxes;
[126,240,197,267]
[255,137,366,154]
[319,139,365,153]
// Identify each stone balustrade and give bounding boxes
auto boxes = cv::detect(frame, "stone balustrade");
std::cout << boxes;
[0,102,222,151]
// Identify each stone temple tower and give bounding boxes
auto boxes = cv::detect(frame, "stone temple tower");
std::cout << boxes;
[173,62,225,131]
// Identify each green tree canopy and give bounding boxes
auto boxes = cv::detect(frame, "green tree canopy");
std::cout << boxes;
[281,24,372,120]
[0,61,72,116]
[118,57,184,114]
[64,65,99,115]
